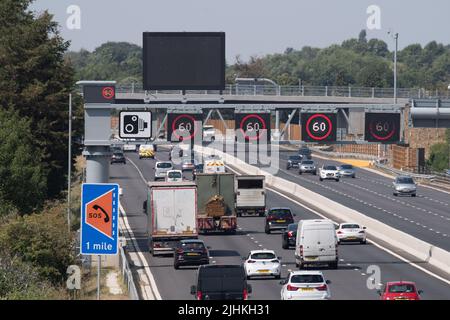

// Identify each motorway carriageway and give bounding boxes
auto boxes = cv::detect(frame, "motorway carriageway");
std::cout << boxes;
[110,149,450,300]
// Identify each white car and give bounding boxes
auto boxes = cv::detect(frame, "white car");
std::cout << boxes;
[165,170,183,182]
[280,271,331,300]
[243,250,281,279]
[154,161,173,181]
[319,165,340,182]
[123,144,137,152]
[203,125,216,142]
[336,223,367,244]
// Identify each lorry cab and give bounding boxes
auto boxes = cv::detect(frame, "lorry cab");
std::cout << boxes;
[295,219,338,269]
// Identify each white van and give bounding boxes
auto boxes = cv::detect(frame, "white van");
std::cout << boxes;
[295,219,338,269]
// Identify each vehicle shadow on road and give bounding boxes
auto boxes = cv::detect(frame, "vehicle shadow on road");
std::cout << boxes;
[209,249,241,257]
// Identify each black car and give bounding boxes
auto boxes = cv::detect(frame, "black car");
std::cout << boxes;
[193,163,204,180]
[264,208,295,234]
[110,151,126,164]
[174,239,209,269]
[190,265,252,300]
[298,146,312,160]
[281,223,298,249]
[286,155,302,170]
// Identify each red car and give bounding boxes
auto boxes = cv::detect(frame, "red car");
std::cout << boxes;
[378,281,423,300]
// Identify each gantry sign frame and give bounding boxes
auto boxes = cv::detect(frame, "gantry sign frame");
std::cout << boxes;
[78,80,405,183]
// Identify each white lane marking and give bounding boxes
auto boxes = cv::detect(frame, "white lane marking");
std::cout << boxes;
[264,186,450,286]
[119,203,162,300]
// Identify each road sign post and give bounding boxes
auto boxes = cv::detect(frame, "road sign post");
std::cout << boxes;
[81,183,119,300]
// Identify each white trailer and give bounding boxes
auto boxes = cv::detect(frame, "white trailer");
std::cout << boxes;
[145,181,198,256]
[235,175,266,217]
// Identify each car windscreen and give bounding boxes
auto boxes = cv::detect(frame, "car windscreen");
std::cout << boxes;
[290,274,324,284]
[268,209,292,219]
[157,163,172,168]
[250,252,276,260]
[238,179,263,189]
[397,177,414,184]
[168,172,182,178]
[113,152,124,156]
[301,161,314,165]
[324,166,337,170]
[388,284,415,293]
[288,224,298,231]
[289,156,302,161]
[341,224,360,229]
[340,165,353,169]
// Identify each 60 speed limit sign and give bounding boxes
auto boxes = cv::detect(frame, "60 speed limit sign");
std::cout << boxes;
[301,113,337,142]
[235,113,271,142]
[365,113,400,143]
[167,113,202,142]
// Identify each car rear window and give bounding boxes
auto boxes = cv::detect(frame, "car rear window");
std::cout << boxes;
[290,274,324,283]
[388,284,415,293]
[324,166,337,170]
[301,161,314,165]
[289,156,302,161]
[341,224,360,229]
[168,172,182,178]
[299,148,311,154]
[157,162,172,168]
[181,242,205,250]
[340,165,353,169]
[268,209,292,219]
[250,252,276,260]
[288,224,298,231]
[238,179,263,189]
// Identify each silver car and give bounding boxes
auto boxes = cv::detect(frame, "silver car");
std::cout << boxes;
[393,176,417,197]
[338,164,356,178]
[154,161,173,181]
[298,160,317,175]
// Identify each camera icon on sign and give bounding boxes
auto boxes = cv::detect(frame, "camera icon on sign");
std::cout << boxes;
[124,115,148,134]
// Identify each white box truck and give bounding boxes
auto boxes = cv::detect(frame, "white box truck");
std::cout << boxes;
[235,175,266,217]
[295,219,338,269]
[144,181,198,256]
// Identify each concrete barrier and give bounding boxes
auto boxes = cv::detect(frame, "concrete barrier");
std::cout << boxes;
[195,145,450,277]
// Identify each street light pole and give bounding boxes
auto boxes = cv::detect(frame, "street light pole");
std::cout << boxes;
[67,93,72,233]
[393,33,398,104]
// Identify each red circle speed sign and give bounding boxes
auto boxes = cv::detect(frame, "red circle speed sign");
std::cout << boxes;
[305,114,333,141]
[240,114,267,141]
[102,86,115,100]
[171,114,198,140]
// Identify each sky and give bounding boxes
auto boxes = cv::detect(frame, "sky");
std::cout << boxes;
[31,0,450,62]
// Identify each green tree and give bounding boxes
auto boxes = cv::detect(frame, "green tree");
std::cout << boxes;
[427,143,449,171]
[0,109,47,216]
[0,0,77,198]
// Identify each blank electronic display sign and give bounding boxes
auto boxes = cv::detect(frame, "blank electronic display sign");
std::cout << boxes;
[365,113,401,143]
[143,32,225,90]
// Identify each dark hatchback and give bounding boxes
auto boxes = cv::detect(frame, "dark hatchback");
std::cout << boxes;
[190,265,252,300]
[298,146,312,160]
[286,155,302,170]
[265,208,295,234]
[110,151,126,164]
[174,240,209,269]
[281,223,298,249]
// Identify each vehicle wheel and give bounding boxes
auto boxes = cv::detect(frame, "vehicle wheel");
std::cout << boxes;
[174,263,180,270]
[259,212,265,217]
[139,156,142,159]
[352,175,356,178]
[298,171,302,175]
[298,261,304,270]
[246,275,251,280]
[330,261,338,269]
[319,178,323,181]
[286,166,290,170]
[313,172,317,175]
[295,260,299,268]
[393,193,398,196]
[360,240,367,244]
[337,241,341,245]
[411,194,416,197]
[282,241,288,249]
[275,274,281,279]
[265,225,271,234]
[335,179,340,182]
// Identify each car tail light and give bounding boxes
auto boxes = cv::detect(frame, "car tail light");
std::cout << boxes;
[154,243,161,248]
[288,231,294,237]
[287,285,297,291]
[243,288,248,300]
[316,284,328,291]
[271,259,280,263]
[196,291,202,300]
[176,249,184,254]
[237,191,240,195]
[247,260,256,263]
[359,231,365,234]
[337,231,343,234]
[267,215,275,221]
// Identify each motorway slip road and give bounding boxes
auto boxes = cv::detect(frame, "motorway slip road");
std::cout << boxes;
[110,150,450,300]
